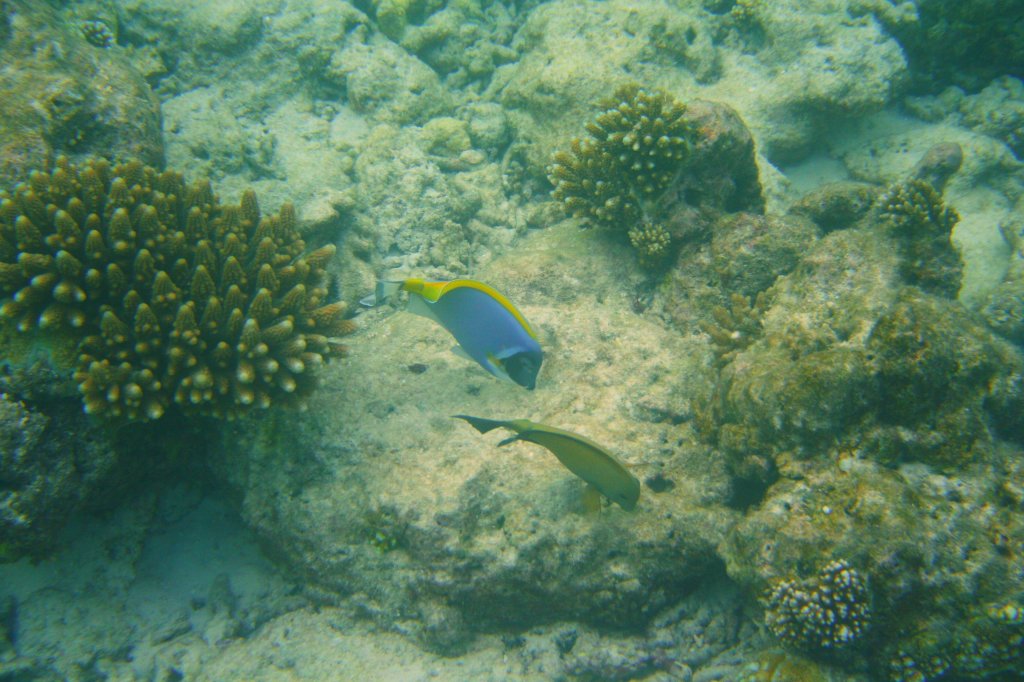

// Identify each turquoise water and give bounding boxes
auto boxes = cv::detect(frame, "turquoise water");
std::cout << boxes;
[1,1,1023,679]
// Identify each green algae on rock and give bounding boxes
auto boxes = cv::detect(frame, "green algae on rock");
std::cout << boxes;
[0,157,354,421]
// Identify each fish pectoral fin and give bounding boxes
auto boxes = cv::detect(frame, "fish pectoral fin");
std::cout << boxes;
[497,433,523,447]
[484,353,514,383]
[581,484,604,515]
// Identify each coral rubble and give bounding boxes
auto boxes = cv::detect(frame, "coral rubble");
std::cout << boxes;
[0,157,354,421]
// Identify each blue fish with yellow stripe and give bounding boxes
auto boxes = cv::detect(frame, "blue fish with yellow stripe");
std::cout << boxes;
[365,278,544,390]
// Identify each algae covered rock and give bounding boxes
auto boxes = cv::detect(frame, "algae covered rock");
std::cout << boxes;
[346,122,515,275]
[0,1,162,186]
[710,213,818,297]
[789,181,880,233]
[397,1,519,88]
[0,357,122,560]
[878,0,1024,91]
[0,157,354,421]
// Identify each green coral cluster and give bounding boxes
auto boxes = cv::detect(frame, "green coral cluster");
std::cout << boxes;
[627,222,672,269]
[80,20,114,48]
[878,179,963,297]
[764,559,871,652]
[0,157,354,421]
[548,84,697,267]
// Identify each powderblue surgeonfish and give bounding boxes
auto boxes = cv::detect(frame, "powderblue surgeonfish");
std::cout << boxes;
[364,278,543,389]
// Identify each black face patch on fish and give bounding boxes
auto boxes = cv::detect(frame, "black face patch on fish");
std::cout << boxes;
[504,351,542,390]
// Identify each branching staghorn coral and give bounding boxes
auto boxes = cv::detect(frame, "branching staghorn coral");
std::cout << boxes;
[0,157,354,421]
[548,84,698,267]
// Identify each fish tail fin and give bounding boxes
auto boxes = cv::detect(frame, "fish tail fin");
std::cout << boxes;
[496,434,524,447]
[453,414,508,434]
[359,279,405,308]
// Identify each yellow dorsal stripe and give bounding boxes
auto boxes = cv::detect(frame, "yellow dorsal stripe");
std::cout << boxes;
[401,278,538,340]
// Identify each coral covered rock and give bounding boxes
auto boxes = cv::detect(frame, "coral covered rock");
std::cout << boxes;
[548,85,696,237]
[701,196,1024,678]
[0,157,354,420]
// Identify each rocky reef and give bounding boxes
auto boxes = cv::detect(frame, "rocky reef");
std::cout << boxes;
[3,0,1022,679]
[0,157,354,420]
[700,171,1024,678]
[876,0,1024,92]
[0,356,124,559]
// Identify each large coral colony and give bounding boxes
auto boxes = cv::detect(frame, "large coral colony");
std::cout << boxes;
[0,156,354,421]
[548,84,697,268]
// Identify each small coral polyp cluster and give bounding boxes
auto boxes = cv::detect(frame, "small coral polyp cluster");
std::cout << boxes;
[764,559,871,652]
[878,178,963,297]
[0,157,353,421]
[548,84,696,266]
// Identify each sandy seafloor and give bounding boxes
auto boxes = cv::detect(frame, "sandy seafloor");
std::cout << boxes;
[2,0,1024,680]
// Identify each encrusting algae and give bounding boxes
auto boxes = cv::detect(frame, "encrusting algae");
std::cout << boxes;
[0,156,355,421]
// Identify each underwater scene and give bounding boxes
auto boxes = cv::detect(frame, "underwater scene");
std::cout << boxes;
[1,0,1023,680]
